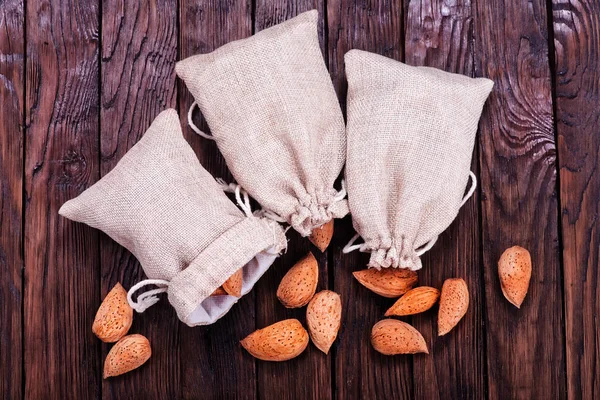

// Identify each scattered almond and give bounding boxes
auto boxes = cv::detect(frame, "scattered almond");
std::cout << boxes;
[498,246,532,308]
[309,220,334,252]
[385,286,440,317]
[306,290,342,354]
[223,268,243,298]
[371,319,428,355]
[438,278,469,336]
[353,268,418,298]
[211,286,227,296]
[240,319,309,361]
[103,334,151,378]
[92,283,133,343]
[277,252,319,308]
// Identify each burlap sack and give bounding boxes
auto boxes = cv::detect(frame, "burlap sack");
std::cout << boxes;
[59,109,286,326]
[343,50,493,271]
[175,10,347,237]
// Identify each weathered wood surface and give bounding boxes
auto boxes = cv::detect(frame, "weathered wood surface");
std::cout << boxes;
[0,1,24,399]
[4,0,599,398]
[474,0,566,398]
[24,0,101,398]
[552,1,600,398]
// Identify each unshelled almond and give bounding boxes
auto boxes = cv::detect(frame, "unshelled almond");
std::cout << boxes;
[103,334,151,378]
[498,246,531,308]
[211,286,227,296]
[240,319,309,361]
[438,278,469,336]
[277,252,319,308]
[223,268,243,298]
[353,268,418,298]
[309,220,334,252]
[92,283,133,343]
[371,319,428,355]
[306,290,342,354]
[385,286,440,317]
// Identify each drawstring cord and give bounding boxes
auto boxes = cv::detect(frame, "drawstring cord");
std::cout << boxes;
[343,171,477,257]
[187,101,215,141]
[127,279,170,313]
[216,178,253,218]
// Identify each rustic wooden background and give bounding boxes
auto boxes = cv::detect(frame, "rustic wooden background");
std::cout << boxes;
[1,0,598,398]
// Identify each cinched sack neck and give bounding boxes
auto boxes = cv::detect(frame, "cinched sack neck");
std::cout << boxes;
[289,184,349,237]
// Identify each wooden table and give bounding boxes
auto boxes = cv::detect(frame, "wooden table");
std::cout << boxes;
[1,0,597,398]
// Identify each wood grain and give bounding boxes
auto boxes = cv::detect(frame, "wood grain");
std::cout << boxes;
[24,0,101,398]
[251,4,332,399]
[177,2,256,399]
[473,0,566,398]
[327,2,412,399]
[100,0,179,397]
[404,2,486,399]
[0,0,24,398]
[552,1,600,398]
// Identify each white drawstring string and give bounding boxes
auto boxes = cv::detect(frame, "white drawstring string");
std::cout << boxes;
[127,279,170,313]
[343,172,477,257]
[342,233,363,254]
[415,235,438,256]
[333,180,347,203]
[459,171,477,207]
[216,178,253,218]
[187,102,215,140]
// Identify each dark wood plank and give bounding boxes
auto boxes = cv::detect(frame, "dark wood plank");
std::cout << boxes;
[251,4,331,400]
[327,2,413,399]
[177,2,256,399]
[404,2,486,399]
[473,0,566,398]
[100,0,179,398]
[551,1,600,398]
[0,1,24,398]
[24,0,101,398]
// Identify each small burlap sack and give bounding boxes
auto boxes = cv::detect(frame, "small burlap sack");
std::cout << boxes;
[59,109,286,326]
[343,50,493,271]
[175,10,347,237]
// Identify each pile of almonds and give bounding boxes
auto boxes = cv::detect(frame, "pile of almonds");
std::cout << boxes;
[91,215,533,373]
[357,245,532,355]
[92,283,151,378]
[240,251,342,360]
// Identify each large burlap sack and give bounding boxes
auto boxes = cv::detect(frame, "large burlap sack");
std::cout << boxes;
[59,109,286,326]
[175,10,347,237]
[343,50,493,271]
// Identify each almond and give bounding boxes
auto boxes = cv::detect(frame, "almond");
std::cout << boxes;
[438,278,469,336]
[92,283,133,343]
[498,246,531,308]
[240,319,309,361]
[371,319,428,355]
[385,286,440,317]
[306,290,342,354]
[353,268,418,298]
[211,286,227,296]
[103,334,151,378]
[309,220,334,252]
[223,268,243,298]
[277,252,319,308]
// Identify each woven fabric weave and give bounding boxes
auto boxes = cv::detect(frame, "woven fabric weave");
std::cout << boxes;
[175,10,347,237]
[59,109,286,326]
[344,50,493,271]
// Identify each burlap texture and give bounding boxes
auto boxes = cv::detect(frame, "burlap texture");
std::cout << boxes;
[344,50,493,271]
[175,10,347,237]
[59,109,286,325]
